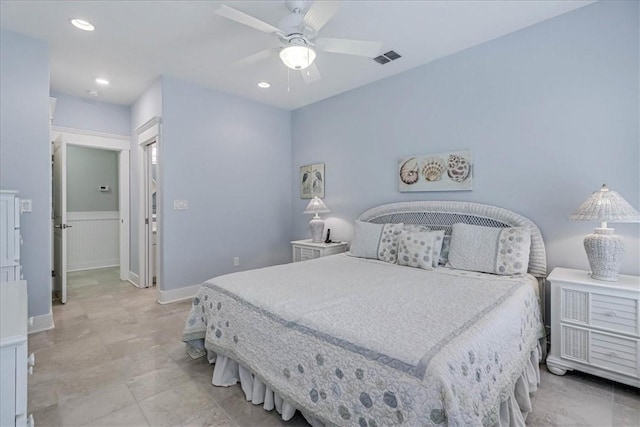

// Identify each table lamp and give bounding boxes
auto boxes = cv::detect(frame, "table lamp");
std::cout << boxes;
[570,184,640,281]
[304,197,330,243]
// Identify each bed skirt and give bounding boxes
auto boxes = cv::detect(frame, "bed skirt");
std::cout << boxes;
[194,341,542,427]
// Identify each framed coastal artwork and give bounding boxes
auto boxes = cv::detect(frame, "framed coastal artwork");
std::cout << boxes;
[398,150,473,192]
[300,163,325,199]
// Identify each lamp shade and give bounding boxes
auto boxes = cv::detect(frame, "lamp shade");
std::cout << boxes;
[279,45,316,70]
[304,196,329,215]
[570,184,640,223]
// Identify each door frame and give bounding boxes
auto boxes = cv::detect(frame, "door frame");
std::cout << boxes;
[135,117,161,290]
[51,126,131,281]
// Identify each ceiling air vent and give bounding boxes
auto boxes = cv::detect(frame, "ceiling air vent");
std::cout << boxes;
[373,50,402,65]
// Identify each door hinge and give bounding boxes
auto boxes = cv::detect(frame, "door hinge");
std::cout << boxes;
[51,270,56,277]
[145,218,149,225]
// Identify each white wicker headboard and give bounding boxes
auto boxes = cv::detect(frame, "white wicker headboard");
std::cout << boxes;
[357,201,547,277]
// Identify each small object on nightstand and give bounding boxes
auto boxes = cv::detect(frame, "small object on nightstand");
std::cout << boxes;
[303,197,330,243]
[291,239,348,262]
[325,229,331,243]
[546,267,640,388]
[569,184,640,282]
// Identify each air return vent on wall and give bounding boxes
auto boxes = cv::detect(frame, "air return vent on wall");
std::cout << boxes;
[374,50,402,65]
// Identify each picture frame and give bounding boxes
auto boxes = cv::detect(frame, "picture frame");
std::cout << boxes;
[300,163,325,199]
[398,150,473,192]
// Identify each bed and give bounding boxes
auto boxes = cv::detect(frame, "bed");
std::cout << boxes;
[182,201,546,426]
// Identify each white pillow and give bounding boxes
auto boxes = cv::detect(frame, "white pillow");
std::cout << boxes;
[447,223,531,275]
[349,221,384,259]
[397,230,437,270]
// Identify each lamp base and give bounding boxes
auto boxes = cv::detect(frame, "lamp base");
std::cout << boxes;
[309,217,325,243]
[584,228,624,282]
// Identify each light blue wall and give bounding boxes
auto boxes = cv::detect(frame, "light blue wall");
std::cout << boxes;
[67,146,119,212]
[160,76,292,291]
[130,78,163,276]
[292,1,640,276]
[51,91,130,136]
[0,30,52,317]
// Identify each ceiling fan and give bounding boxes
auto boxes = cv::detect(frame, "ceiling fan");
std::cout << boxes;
[215,0,382,83]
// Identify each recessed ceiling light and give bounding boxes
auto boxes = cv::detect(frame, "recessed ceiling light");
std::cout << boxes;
[70,18,95,32]
[95,78,110,86]
[257,81,271,88]
[88,90,99,97]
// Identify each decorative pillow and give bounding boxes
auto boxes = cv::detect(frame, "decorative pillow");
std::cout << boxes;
[447,223,531,275]
[377,223,405,263]
[397,230,437,270]
[349,221,384,259]
[439,235,451,265]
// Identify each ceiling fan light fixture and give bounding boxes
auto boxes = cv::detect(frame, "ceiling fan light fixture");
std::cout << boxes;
[279,45,316,70]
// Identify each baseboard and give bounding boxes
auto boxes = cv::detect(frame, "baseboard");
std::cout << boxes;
[68,262,119,272]
[128,271,140,287]
[157,284,200,305]
[28,311,55,334]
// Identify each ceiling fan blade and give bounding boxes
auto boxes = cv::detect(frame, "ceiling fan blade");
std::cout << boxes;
[233,48,277,67]
[316,37,382,57]
[304,1,341,32]
[215,4,281,34]
[302,62,322,84]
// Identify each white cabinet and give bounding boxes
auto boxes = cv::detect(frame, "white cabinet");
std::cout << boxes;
[291,239,348,262]
[0,191,22,283]
[0,280,33,427]
[547,267,640,388]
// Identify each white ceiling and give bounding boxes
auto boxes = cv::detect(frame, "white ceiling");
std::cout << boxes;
[0,0,593,110]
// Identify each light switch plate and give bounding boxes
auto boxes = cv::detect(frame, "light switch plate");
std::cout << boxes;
[20,199,32,213]
[173,200,188,210]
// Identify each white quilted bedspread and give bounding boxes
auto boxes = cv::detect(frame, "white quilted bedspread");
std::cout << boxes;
[183,254,543,426]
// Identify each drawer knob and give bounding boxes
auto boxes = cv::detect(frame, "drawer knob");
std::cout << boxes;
[607,351,618,358]
[605,311,617,317]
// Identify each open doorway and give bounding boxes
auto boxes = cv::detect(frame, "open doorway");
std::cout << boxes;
[51,128,130,303]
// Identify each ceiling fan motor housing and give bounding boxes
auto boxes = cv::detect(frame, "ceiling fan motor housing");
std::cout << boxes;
[278,11,305,36]
[285,0,308,14]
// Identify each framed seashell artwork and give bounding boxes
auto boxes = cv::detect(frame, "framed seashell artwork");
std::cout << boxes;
[398,150,473,192]
[300,163,325,199]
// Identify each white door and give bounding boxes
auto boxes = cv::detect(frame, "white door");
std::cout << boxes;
[53,136,68,303]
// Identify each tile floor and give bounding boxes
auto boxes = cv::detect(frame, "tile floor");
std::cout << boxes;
[27,267,639,427]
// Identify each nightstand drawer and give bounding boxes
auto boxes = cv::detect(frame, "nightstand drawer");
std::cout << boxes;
[591,293,638,335]
[591,332,639,377]
[300,247,319,261]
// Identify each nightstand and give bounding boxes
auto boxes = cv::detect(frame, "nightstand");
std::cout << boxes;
[546,267,640,388]
[291,239,348,262]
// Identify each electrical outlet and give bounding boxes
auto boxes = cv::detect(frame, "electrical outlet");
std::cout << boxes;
[173,200,188,210]
[233,257,240,266]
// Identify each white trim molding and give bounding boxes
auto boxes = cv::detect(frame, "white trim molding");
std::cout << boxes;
[157,284,199,305]
[136,116,162,291]
[128,271,140,287]
[28,311,54,334]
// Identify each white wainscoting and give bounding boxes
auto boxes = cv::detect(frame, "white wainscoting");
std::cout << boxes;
[67,211,119,271]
